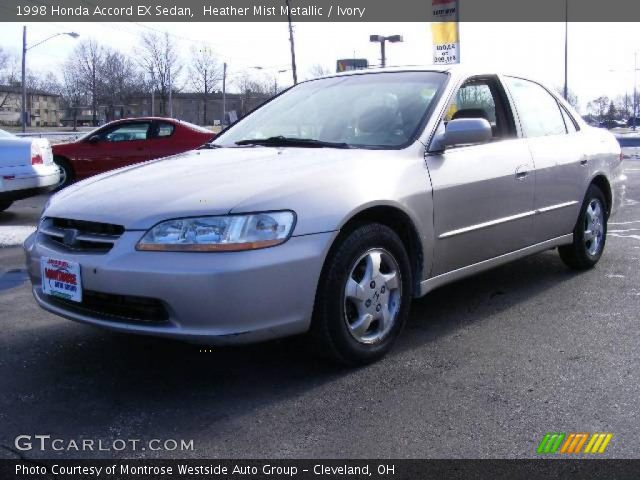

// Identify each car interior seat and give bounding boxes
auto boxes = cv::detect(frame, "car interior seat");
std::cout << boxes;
[451,108,498,138]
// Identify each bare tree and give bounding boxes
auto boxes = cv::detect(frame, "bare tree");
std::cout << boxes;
[190,46,222,125]
[587,96,610,121]
[615,93,633,119]
[69,40,105,126]
[307,64,331,79]
[0,47,11,78]
[138,32,182,117]
[60,60,86,131]
[0,47,17,110]
[36,72,62,95]
[234,72,272,116]
[554,87,579,109]
[101,50,146,121]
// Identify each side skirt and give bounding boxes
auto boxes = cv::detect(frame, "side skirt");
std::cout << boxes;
[418,234,573,297]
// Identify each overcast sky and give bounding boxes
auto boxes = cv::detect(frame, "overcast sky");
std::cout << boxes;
[0,21,638,112]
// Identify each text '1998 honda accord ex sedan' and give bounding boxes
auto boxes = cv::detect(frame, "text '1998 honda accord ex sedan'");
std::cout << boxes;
[25,67,625,365]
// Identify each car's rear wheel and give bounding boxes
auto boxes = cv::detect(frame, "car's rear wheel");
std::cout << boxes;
[0,200,13,212]
[558,184,607,270]
[53,156,74,190]
[310,223,412,365]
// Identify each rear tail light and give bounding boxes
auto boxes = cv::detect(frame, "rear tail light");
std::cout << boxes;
[31,143,43,165]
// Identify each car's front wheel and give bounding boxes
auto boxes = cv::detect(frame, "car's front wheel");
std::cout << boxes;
[559,184,608,269]
[53,156,74,190]
[311,223,412,365]
[0,200,13,212]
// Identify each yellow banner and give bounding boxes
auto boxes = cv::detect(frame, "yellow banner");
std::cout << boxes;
[431,22,459,44]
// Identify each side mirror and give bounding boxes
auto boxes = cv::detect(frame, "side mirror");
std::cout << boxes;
[429,118,492,152]
[87,135,101,144]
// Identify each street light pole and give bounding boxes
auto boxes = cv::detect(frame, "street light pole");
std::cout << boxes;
[563,0,569,101]
[20,27,79,132]
[634,52,638,130]
[168,64,173,118]
[222,62,227,126]
[285,0,298,84]
[252,66,290,96]
[21,26,27,132]
[369,35,403,68]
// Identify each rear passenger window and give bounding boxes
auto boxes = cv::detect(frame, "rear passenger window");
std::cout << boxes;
[505,77,567,138]
[157,123,175,137]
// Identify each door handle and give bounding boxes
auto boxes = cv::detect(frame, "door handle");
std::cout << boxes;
[515,164,530,180]
[580,157,588,166]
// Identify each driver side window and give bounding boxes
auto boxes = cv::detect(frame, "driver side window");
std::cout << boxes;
[445,78,513,140]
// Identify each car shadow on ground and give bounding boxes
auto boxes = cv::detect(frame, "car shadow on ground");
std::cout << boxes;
[1,248,590,455]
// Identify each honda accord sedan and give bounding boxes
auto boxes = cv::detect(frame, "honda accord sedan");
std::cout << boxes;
[24,67,625,365]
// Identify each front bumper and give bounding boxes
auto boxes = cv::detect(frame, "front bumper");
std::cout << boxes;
[25,230,335,344]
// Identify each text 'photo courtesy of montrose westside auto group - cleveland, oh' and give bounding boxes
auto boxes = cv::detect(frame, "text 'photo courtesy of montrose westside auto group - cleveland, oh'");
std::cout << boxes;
[1,0,640,478]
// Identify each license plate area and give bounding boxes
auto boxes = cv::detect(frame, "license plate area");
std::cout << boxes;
[41,256,82,303]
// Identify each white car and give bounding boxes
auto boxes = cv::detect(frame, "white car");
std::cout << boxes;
[0,129,60,212]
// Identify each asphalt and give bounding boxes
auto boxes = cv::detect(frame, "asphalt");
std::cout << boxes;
[0,158,639,460]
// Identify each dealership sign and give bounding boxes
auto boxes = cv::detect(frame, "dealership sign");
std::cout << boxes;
[336,58,369,72]
[431,0,460,64]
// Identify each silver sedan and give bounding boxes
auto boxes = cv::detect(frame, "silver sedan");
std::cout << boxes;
[24,67,625,365]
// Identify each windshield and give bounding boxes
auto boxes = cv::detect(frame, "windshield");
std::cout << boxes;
[214,71,447,149]
[0,129,15,138]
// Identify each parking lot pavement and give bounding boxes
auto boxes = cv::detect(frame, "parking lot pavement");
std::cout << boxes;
[0,195,46,247]
[0,161,639,460]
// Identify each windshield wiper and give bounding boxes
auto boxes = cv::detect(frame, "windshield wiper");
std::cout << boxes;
[198,143,223,149]
[235,136,351,149]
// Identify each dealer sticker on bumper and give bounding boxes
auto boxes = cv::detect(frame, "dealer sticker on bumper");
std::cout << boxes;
[41,257,82,303]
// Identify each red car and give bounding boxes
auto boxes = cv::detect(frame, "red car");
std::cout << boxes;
[53,118,215,187]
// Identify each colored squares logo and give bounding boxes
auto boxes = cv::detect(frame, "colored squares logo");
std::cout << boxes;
[537,433,613,454]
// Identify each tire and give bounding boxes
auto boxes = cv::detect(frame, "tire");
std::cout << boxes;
[310,223,412,365]
[558,184,608,270]
[53,156,74,190]
[0,200,13,212]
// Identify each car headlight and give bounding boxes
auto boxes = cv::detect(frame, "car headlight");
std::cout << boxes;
[136,211,296,252]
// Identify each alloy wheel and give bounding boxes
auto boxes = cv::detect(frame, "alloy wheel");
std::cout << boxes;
[343,248,402,344]
[584,198,604,256]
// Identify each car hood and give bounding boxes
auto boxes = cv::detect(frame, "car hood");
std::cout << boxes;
[45,146,395,231]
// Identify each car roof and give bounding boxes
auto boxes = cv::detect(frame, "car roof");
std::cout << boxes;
[105,117,179,125]
[312,64,516,83]
[100,117,213,135]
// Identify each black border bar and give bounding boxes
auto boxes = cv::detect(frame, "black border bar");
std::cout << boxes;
[1,0,640,22]
[3,459,640,480]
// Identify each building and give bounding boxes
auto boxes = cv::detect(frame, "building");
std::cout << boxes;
[0,85,61,127]
[60,107,98,128]
[60,90,273,128]
[125,91,271,126]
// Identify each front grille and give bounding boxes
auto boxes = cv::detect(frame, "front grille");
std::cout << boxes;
[40,217,125,253]
[47,289,169,324]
